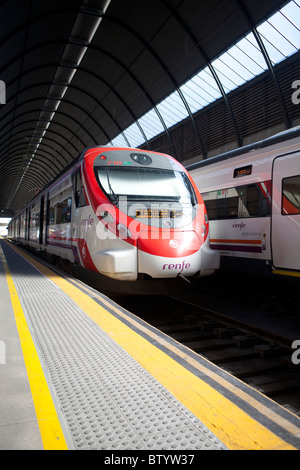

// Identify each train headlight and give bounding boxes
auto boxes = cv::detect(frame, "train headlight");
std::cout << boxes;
[130,153,152,165]
[117,223,132,239]
[201,224,207,237]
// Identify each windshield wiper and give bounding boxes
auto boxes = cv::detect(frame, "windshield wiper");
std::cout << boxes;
[181,172,196,205]
[106,171,118,204]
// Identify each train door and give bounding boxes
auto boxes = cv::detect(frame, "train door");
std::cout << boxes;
[25,208,29,241]
[39,196,44,244]
[271,152,300,273]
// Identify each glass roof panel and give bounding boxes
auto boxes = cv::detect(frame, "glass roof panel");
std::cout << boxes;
[225,46,259,79]
[258,21,296,62]
[234,34,268,74]
[180,83,209,112]
[197,67,222,98]
[211,30,270,92]
[257,1,300,63]
[109,1,300,148]
[211,57,241,92]
[138,108,165,139]
[180,67,222,112]
[157,90,189,127]
[240,33,269,70]
[123,122,145,147]
[274,11,300,45]
[282,1,300,30]
[111,133,128,148]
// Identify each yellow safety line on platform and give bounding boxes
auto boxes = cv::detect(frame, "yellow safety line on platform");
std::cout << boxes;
[79,281,300,440]
[9,244,299,450]
[2,251,68,450]
[273,268,300,278]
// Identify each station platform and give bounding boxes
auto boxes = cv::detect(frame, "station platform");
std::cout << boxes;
[1,238,300,451]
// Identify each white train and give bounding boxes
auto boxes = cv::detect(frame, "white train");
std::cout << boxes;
[188,127,300,279]
[8,147,219,289]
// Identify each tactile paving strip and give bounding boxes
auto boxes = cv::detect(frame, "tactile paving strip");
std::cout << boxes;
[3,243,227,450]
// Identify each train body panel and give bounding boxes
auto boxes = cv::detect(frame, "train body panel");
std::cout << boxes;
[8,147,219,285]
[272,151,300,273]
[188,127,300,278]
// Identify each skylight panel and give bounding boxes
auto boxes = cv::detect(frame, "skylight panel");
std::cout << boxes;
[210,28,275,92]
[274,11,300,46]
[108,1,300,151]
[111,133,128,148]
[123,122,145,147]
[258,22,295,62]
[233,39,266,76]
[157,90,189,127]
[211,57,241,92]
[226,43,262,77]
[180,67,222,113]
[282,1,300,30]
[180,82,209,112]
[138,108,164,140]
[196,67,222,99]
[241,33,269,71]
[219,50,255,82]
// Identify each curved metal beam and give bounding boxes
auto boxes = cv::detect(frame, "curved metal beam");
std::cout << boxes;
[1,35,177,154]
[0,105,96,152]
[0,133,74,167]
[88,43,177,155]
[0,148,58,178]
[0,142,66,174]
[1,163,52,192]
[0,117,86,158]
[0,127,78,168]
[234,0,291,129]
[100,10,207,157]
[0,151,57,179]
[0,6,80,55]
[161,0,242,149]
[2,61,133,147]
[0,86,110,145]
[0,162,54,188]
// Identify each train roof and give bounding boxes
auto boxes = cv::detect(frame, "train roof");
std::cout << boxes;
[187,126,300,171]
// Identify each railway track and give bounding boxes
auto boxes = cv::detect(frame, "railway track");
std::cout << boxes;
[116,288,300,417]
[16,244,300,417]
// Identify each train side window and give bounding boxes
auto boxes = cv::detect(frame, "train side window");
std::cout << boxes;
[282,175,300,215]
[202,191,218,220]
[48,204,55,225]
[223,188,239,218]
[203,183,271,220]
[202,189,239,219]
[245,185,259,216]
[73,168,88,208]
[59,197,72,223]
[50,197,72,224]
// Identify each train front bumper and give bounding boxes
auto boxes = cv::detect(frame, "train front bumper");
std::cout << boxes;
[137,231,219,279]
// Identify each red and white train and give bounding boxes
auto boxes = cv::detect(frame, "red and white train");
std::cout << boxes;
[8,147,219,284]
[188,126,300,279]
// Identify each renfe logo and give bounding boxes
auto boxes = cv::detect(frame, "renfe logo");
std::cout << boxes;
[232,222,246,230]
[81,215,94,226]
[163,260,191,272]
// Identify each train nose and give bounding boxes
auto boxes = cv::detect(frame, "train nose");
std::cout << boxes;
[137,231,201,278]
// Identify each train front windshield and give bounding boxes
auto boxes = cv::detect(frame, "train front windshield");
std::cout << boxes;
[95,167,196,205]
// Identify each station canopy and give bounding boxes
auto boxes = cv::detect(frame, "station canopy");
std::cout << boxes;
[0,0,299,216]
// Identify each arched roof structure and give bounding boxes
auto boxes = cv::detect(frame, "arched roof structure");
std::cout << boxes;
[0,0,299,216]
